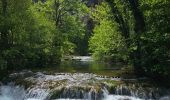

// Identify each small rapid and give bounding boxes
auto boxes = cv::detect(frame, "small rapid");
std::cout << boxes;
[0,71,170,100]
[0,84,143,100]
[1,56,170,100]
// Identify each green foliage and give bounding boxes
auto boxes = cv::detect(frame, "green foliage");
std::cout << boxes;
[45,0,88,56]
[90,0,170,79]
[139,0,170,77]
[89,2,128,62]
[0,0,89,70]
[0,0,169,80]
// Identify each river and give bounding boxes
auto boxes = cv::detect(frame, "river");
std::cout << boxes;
[0,56,170,100]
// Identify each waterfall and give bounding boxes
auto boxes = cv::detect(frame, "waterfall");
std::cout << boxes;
[102,87,142,100]
[25,88,50,100]
[1,83,170,100]
[1,71,170,100]
[111,84,170,99]
[0,83,26,100]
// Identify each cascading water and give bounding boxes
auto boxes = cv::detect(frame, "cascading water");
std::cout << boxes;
[0,84,142,100]
[0,71,170,100]
[0,84,25,100]
[1,57,170,100]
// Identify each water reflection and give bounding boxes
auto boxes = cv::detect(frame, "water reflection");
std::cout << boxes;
[56,59,126,77]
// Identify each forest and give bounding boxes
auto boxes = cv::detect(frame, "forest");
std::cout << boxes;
[0,0,170,100]
[0,0,170,93]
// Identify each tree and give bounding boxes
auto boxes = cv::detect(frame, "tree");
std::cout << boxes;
[139,0,170,78]
[89,2,128,62]
[90,0,170,79]
[51,0,88,55]
[0,0,61,69]
[0,0,89,70]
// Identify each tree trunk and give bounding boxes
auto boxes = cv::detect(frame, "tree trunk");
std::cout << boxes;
[0,0,9,50]
[127,0,145,76]
[54,0,60,27]
[1,0,7,16]
[106,0,145,76]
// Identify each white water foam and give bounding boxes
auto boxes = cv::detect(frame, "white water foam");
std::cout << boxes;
[1,72,170,100]
[0,84,26,100]
[0,85,143,100]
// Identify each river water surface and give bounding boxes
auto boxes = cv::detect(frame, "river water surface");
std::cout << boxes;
[0,56,170,100]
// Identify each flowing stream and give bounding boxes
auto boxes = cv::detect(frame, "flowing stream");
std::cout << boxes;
[0,56,170,100]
